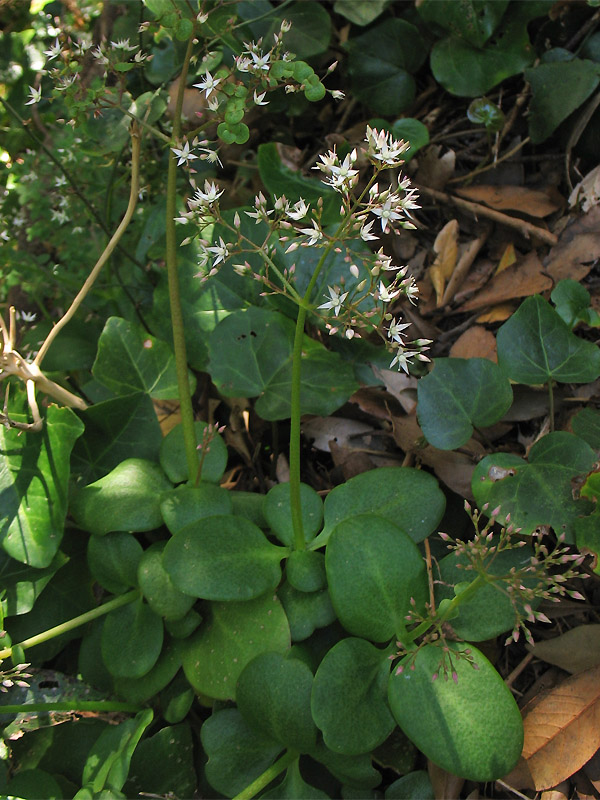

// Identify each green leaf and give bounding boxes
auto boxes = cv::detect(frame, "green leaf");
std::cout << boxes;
[315,467,445,547]
[208,308,359,420]
[334,0,388,26]
[572,407,600,449]
[71,393,162,484]
[182,594,290,700]
[125,723,197,799]
[236,652,317,752]
[258,143,341,227]
[101,598,163,679]
[286,550,327,592]
[164,608,202,639]
[87,532,143,594]
[551,279,600,329]
[0,406,83,567]
[70,458,172,536]
[201,708,282,797]
[159,420,227,483]
[526,59,600,143]
[385,771,434,799]
[160,484,233,534]
[113,641,181,704]
[312,638,395,754]
[278,581,336,641]
[389,118,430,160]
[388,643,523,780]
[497,294,600,384]
[265,482,323,546]
[268,2,331,57]
[417,0,509,47]
[0,550,68,616]
[311,739,381,788]
[92,317,195,400]
[417,358,513,449]
[467,97,505,131]
[326,514,428,642]
[472,432,596,540]
[138,541,196,620]
[160,670,195,723]
[6,768,63,799]
[575,471,600,572]
[346,19,426,114]
[163,515,286,601]
[262,759,329,799]
[81,709,153,794]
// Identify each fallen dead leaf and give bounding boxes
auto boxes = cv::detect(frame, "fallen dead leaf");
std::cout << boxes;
[370,368,418,414]
[517,663,600,791]
[415,145,456,190]
[526,626,600,675]
[476,302,517,323]
[429,219,459,305]
[302,417,374,453]
[455,185,564,218]
[153,399,181,436]
[457,251,551,312]
[427,759,465,799]
[569,164,600,212]
[330,440,376,481]
[449,326,497,361]
[582,748,600,793]
[540,780,570,800]
[544,205,600,282]
[496,242,517,274]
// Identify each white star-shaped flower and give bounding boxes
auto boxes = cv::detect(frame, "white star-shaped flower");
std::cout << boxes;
[318,286,348,317]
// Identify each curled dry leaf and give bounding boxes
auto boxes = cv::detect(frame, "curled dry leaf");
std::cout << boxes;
[544,205,600,283]
[457,251,551,312]
[569,164,600,212]
[429,219,459,306]
[526,625,600,675]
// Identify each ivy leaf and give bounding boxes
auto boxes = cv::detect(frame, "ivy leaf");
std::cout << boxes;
[472,432,596,541]
[417,0,509,48]
[388,643,523,781]
[334,0,387,26]
[551,279,600,329]
[497,295,600,384]
[571,408,600,449]
[325,514,428,642]
[312,638,395,754]
[417,358,513,450]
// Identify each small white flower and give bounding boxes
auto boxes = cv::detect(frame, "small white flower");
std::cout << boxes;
[286,199,309,221]
[377,281,401,303]
[50,208,69,224]
[206,237,229,267]
[331,90,345,100]
[54,175,67,187]
[372,197,404,233]
[111,38,138,51]
[389,349,417,374]
[318,286,348,317]
[250,50,270,70]
[193,70,222,98]
[359,220,378,242]
[43,40,62,60]
[299,221,323,246]
[387,317,411,343]
[24,86,42,105]
[193,180,223,205]
[253,90,269,106]
[19,310,37,323]
[92,46,109,65]
[171,140,198,167]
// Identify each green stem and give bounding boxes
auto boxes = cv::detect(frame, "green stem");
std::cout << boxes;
[166,32,199,482]
[548,379,555,432]
[0,590,139,661]
[233,751,298,800]
[0,701,140,714]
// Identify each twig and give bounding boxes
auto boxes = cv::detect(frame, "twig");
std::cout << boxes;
[415,184,558,246]
[447,137,530,185]
[441,225,490,306]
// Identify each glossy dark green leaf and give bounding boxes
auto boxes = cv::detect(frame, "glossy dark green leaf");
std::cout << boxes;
[334,0,387,26]
[182,594,290,700]
[125,723,196,799]
[201,708,282,797]
[268,2,330,57]
[389,118,430,160]
[159,420,227,484]
[265,482,323,546]
[326,514,428,642]
[572,408,600,449]
[472,432,596,540]
[138,542,195,620]
[101,598,163,679]
[71,458,172,536]
[312,638,395,754]
[164,608,202,639]
[0,550,68,616]
[71,393,162,484]
[87,532,143,594]
[92,316,195,399]
[526,59,600,143]
[160,484,233,534]
[497,295,600,384]
[346,19,426,114]
[417,0,509,47]
[575,472,600,573]
[417,358,513,449]
[551,279,600,329]
[163,515,286,601]
[262,759,330,799]
[278,581,336,642]
[388,643,523,781]
[0,406,83,567]
[316,467,445,547]
[237,652,317,752]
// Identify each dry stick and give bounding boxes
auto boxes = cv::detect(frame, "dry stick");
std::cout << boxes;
[34,123,141,369]
[416,184,558,247]
[446,136,530,185]
[441,225,490,307]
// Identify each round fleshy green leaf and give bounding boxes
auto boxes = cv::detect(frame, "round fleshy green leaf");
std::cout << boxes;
[311,739,381,788]
[388,643,523,781]
[326,514,428,642]
[265,482,323,546]
[125,723,196,799]
[315,467,445,547]
[201,708,282,797]
[159,420,227,484]
[113,640,181,704]
[278,581,336,642]
[160,484,233,534]
[385,771,434,799]
[163,515,286,601]
[286,550,327,592]
[417,358,513,450]
[236,652,317,752]
[497,294,600,384]
[182,594,290,700]
[312,638,395,754]
[161,671,195,723]
[164,608,202,639]
[472,432,596,540]
[71,458,172,536]
[137,542,195,620]
[102,598,163,679]
[87,532,143,594]
[262,759,329,799]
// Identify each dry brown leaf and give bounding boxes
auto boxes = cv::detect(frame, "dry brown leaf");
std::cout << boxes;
[455,185,564,218]
[415,145,456,190]
[496,242,517,274]
[526,626,600,675]
[449,326,497,361]
[427,759,465,799]
[153,399,181,437]
[429,219,459,305]
[476,302,517,323]
[457,251,551,312]
[518,663,600,790]
[330,440,375,480]
[569,164,600,212]
[370,368,418,413]
[302,417,374,453]
[544,205,600,282]
[540,780,570,800]
[582,748,600,793]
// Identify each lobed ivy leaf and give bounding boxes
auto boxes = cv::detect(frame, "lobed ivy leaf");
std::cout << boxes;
[334,0,387,26]
[572,408,600,449]
[551,279,600,329]
[575,471,600,573]
[496,294,600,385]
[388,643,523,781]
[325,514,428,642]
[312,637,396,755]
[417,357,513,450]
[417,0,509,48]
[472,432,596,541]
